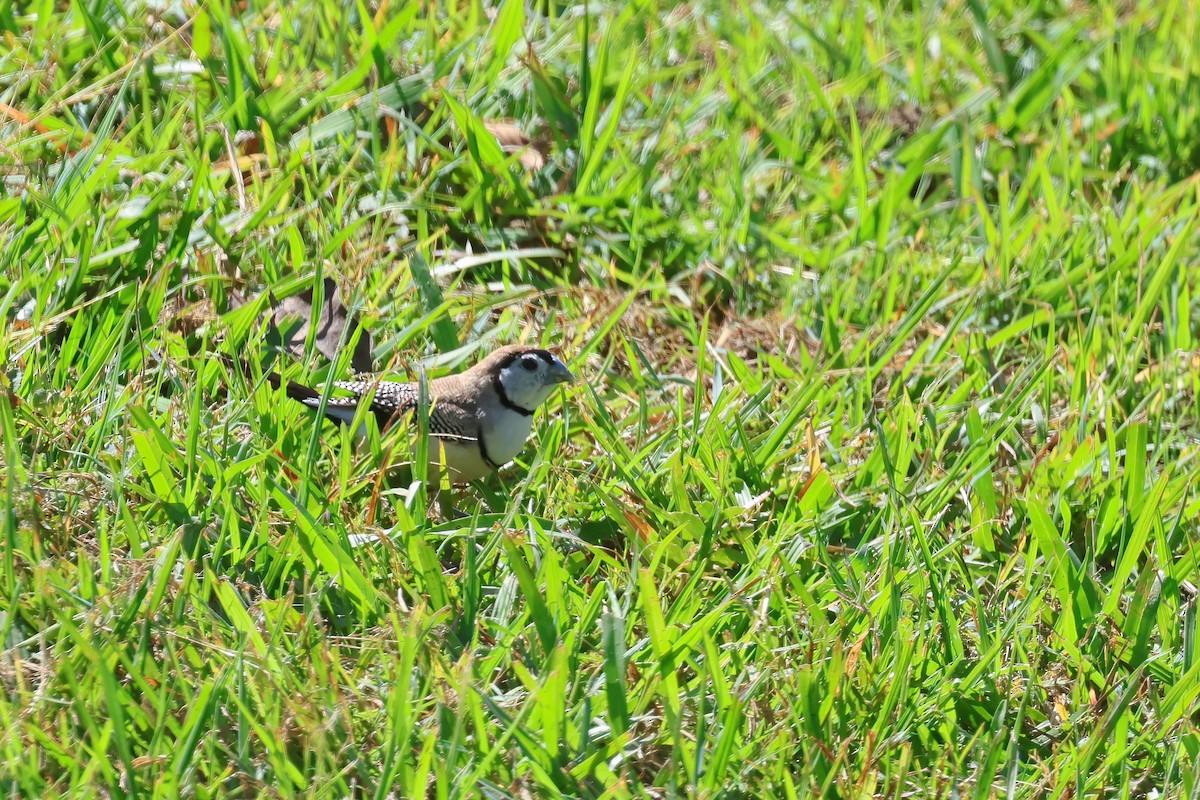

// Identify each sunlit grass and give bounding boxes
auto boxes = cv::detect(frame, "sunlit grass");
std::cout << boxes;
[3,0,1200,796]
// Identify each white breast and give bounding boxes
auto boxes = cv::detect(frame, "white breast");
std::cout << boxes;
[421,408,534,483]
[480,407,534,467]
[434,439,493,483]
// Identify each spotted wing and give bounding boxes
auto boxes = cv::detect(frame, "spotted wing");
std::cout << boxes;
[307,379,478,442]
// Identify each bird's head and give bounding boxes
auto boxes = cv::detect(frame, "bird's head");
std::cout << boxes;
[481,344,575,413]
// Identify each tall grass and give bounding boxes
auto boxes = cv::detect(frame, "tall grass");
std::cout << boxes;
[2,0,1199,796]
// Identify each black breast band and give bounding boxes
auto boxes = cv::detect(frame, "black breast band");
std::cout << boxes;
[476,425,503,470]
[493,371,535,416]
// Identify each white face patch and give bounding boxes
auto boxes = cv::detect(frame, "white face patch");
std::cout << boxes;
[497,353,562,412]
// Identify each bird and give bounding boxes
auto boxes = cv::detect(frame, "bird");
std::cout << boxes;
[256,344,575,483]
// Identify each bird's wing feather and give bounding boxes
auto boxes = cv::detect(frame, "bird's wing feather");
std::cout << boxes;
[303,379,480,441]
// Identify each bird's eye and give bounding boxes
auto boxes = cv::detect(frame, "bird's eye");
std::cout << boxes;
[521,356,539,372]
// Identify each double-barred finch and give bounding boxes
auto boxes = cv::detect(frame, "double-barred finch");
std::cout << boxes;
[262,344,575,483]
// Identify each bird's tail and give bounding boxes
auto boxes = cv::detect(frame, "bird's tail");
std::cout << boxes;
[262,367,323,405]
[221,354,320,404]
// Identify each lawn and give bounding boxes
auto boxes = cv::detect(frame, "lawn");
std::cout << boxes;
[3,0,1200,796]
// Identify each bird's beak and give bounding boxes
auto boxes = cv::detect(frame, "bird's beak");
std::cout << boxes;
[548,360,575,385]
